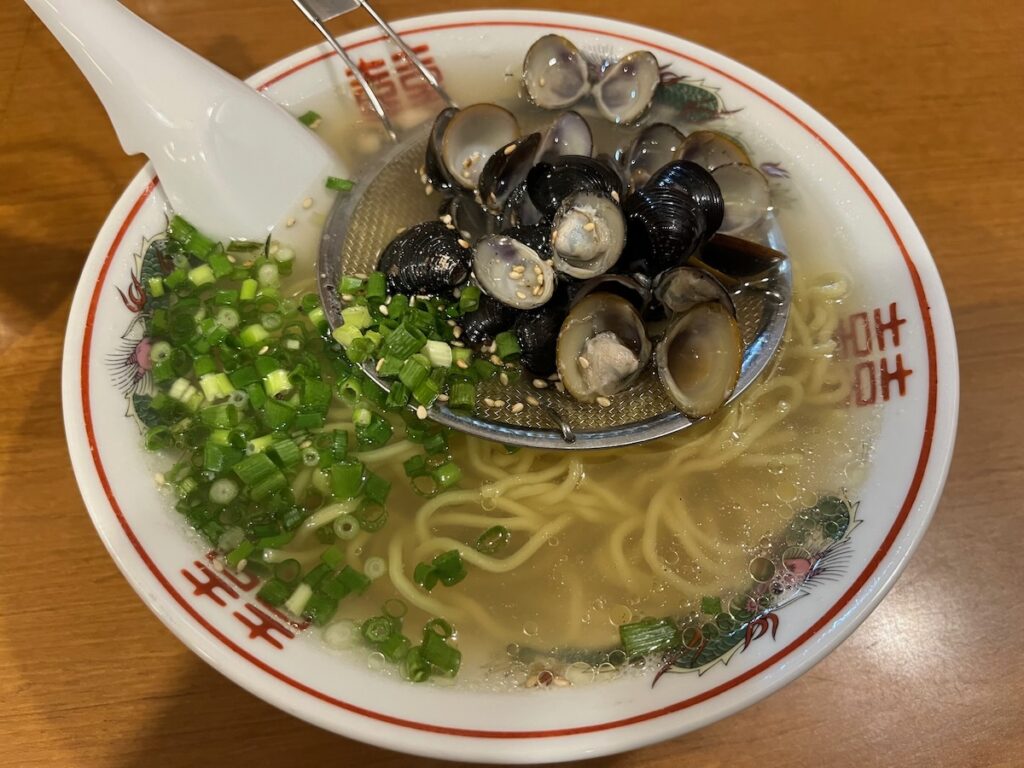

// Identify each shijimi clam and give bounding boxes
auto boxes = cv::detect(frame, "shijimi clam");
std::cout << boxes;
[557,293,651,401]
[523,35,660,124]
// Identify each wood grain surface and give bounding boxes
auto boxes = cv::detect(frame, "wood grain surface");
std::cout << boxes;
[1,1,1022,766]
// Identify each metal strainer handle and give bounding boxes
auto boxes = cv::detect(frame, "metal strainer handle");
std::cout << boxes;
[290,0,454,141]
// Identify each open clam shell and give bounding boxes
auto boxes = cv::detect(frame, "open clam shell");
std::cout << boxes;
[592,50,660,125]
[536,110,594,163]
[679,130,752,171]
[441,104,520,191]
[473,234,555,310]
[550,191,627,279]
[653,266,735,317]
[522,35,590,110]
[556,293,651,402]
[625,123,687,189]
[711,163,772,235]
[656,302,743,419]
[478,132,542,214]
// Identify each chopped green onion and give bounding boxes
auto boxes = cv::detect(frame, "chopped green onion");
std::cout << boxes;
[209,478,239,505]
[404,646,431,682]
[475,525,510,554]
[431,461,462,490]
[330,461,364,499]
[398,356,429,390]
[332,323,362,348]
[339,275,364,293]
[263,368,293,398]
[458,284,481,314]
[332,514,360,540]
[421,340,453,368]
[420,628,461,675]
[431,549,467,587]
[239,278,258,301]
[341,305,373,330]
[284,583,314,615]
[298,110,321,127]
[619,617,680,657]
[187,264,215,287]
[494,331,521,360]
[326,175,354,192]
[447,378,476,410]
[380,323,426,359]
[362,615,396,644]
[239,323,270,348]
[366,272,387,301]
[364,556,387,580]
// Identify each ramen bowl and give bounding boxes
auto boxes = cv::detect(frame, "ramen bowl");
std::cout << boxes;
[62,9,958,762]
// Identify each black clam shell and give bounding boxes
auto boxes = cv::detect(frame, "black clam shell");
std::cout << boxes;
[423,107,459,192]
[439,193,499,244]
[501,180,546,228]
[621,187,706,276]
[477,133,542,214]
[526,155,625,219]
[460,293,520,345]
[377,220,471,295]
[501,224,553,258]
[646,160,724,235]
[514,304,567,376]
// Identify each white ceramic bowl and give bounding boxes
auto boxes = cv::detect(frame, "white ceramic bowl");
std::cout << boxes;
[62,9,958,763]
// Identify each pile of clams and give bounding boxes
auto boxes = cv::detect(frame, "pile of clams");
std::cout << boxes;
[375,38,783,420]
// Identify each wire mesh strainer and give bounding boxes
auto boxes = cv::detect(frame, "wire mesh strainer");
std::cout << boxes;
[300,0,792,449]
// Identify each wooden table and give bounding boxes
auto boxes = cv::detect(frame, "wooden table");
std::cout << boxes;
[1,1,1021,765]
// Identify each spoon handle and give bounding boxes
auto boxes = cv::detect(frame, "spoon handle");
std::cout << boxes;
[27,0,339,241]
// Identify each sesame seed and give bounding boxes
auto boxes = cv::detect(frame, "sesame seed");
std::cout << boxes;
[379,304,389,316]
[499,372,509,386]
[484,397,496,407]
[447,319,457,327]
[420,172,428,184]
[596,396,612,407]
[532,286,542,296]
[537,273,545,285]
[302,197,313,209]
[515,290,527,300]
[425,184,434,196]
[511,402,525,413]
[452,341,465,348]
[504,143,517,155]
[299,440,312,449]
[611,190,620,202]
[462,170,471,179]
[463,157,473,168]
[532,378,548,389]
[341,293,353,302]
[258,345,269,355]
[526,395,540,406]
[513,264,526,273]
[286,217,296,227]
[268,242,279,255]
[453,326,463,338]
[437,393,449,402]
[539,77,546,86]
[355,272,368,279]
[211,559,224,572]
[490,354,502,366]
[416,405,428,420]
[236,559,248,572]
[453,288,462,298]
[226,253,237,264]
[154,472,165,485]
[456,359,470,369]
[445,222,456,230]
[458,238,471,249]
[583,222,596,231]
[509,269,522,280]
[310,118,322,130]
[440,214,453,224]
[578,356,590,369]
[554,382,565,393]
[461,230,472,239]
[533,264,542,274]
[375,358,386,372]
[494,399,506,407]
[396,226,406,234]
